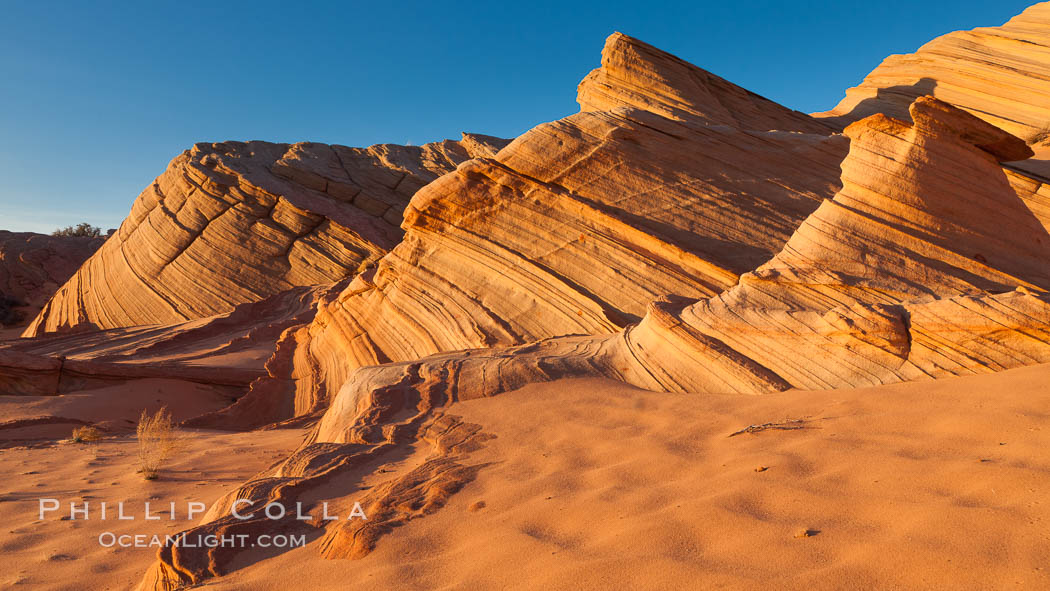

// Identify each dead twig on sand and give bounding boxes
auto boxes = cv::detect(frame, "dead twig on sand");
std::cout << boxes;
[728,418,808,437]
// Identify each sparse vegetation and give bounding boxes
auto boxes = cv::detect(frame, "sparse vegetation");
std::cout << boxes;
[136,407,184,480]
[1027,124,1050,146]
[70,425,103,443]
[354,257,380,276]
[52,223,102,238]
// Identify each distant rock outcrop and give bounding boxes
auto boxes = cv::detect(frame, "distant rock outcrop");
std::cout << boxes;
[814,2,1050,177]
[0,231,103,331]
[23,135,508,337]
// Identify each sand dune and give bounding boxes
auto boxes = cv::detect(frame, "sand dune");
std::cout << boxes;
[0,376,307,590]
[204,364,1050,590]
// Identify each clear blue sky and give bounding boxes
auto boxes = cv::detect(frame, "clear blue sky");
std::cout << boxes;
[0,0,1037,233]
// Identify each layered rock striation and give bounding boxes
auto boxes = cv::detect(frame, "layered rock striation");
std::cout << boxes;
[0,283,327,396]
[23,135,507,336]
[130,11,1050,578]
[282,33,847,414]
[578,32,834,133]
[814,2,1050,176]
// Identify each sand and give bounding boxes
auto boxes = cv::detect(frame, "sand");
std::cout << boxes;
[0,377,307,590]
[206,363,1050,590]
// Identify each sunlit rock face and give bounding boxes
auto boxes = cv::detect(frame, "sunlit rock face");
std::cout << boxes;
[285,32,848,412]
[814,2,1050,177]
[133,23,1050,587]
[23,134,508,336]
[577,32,835,133]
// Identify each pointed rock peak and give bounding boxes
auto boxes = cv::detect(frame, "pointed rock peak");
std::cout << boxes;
[577,32,832,133]
[843,96,1035,162]
[909,96,1034,162]
[458,133,512,159]
[813,4,1050,175]
[777,95,1050,295]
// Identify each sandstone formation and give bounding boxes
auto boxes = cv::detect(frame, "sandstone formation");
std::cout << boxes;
[579,33,834,133]
[23,134,508,336]
[0,231,103,330]
[313,100,1050,419]
[279,33,848,415]
[299,29,1049,405]
[137,97,1050,589]
[0,12,1025,589]
[0,283,326,396]
[814,2,1050,177]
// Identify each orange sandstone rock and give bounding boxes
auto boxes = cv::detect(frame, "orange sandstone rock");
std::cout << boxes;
[285,34,847,411]
[23,135,507,336]
[814,2,1050,176]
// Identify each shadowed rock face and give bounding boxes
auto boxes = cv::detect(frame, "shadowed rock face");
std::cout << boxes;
[814,2,1050,176]
[0,231,104,330]
[0,284,327,397]
[22,134,508,337]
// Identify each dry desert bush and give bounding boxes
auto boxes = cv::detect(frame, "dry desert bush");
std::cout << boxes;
[70,425,103,443]
[136,407,184,480]
[1028,124,1050,146]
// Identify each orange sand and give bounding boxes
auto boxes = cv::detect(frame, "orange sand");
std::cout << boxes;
[211,364,1050,590]
[0,391,306,591]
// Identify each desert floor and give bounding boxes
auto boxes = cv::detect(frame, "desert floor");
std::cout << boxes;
[214,364,1050,590]
[3,366,1050,590]
[0,378,307,590]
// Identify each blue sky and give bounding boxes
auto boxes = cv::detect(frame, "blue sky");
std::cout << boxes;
[0,0,1036,233]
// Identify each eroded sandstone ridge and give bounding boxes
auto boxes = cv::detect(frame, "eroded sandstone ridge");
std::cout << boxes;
[314,97,1050,425]
[0,13,1037,590]
[137,95,1050,591]
[815,2,1050,176]
[0,231,103,330]
[23,135,507,336]
[578,32,834,133]
[278,33,847,415]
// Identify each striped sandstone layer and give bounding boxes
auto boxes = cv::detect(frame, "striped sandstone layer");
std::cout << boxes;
[137,96,1050,591]
[280,33,848,412]
[814,2,1050,177]
[23,135,507,336]
[578,32,834,133]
